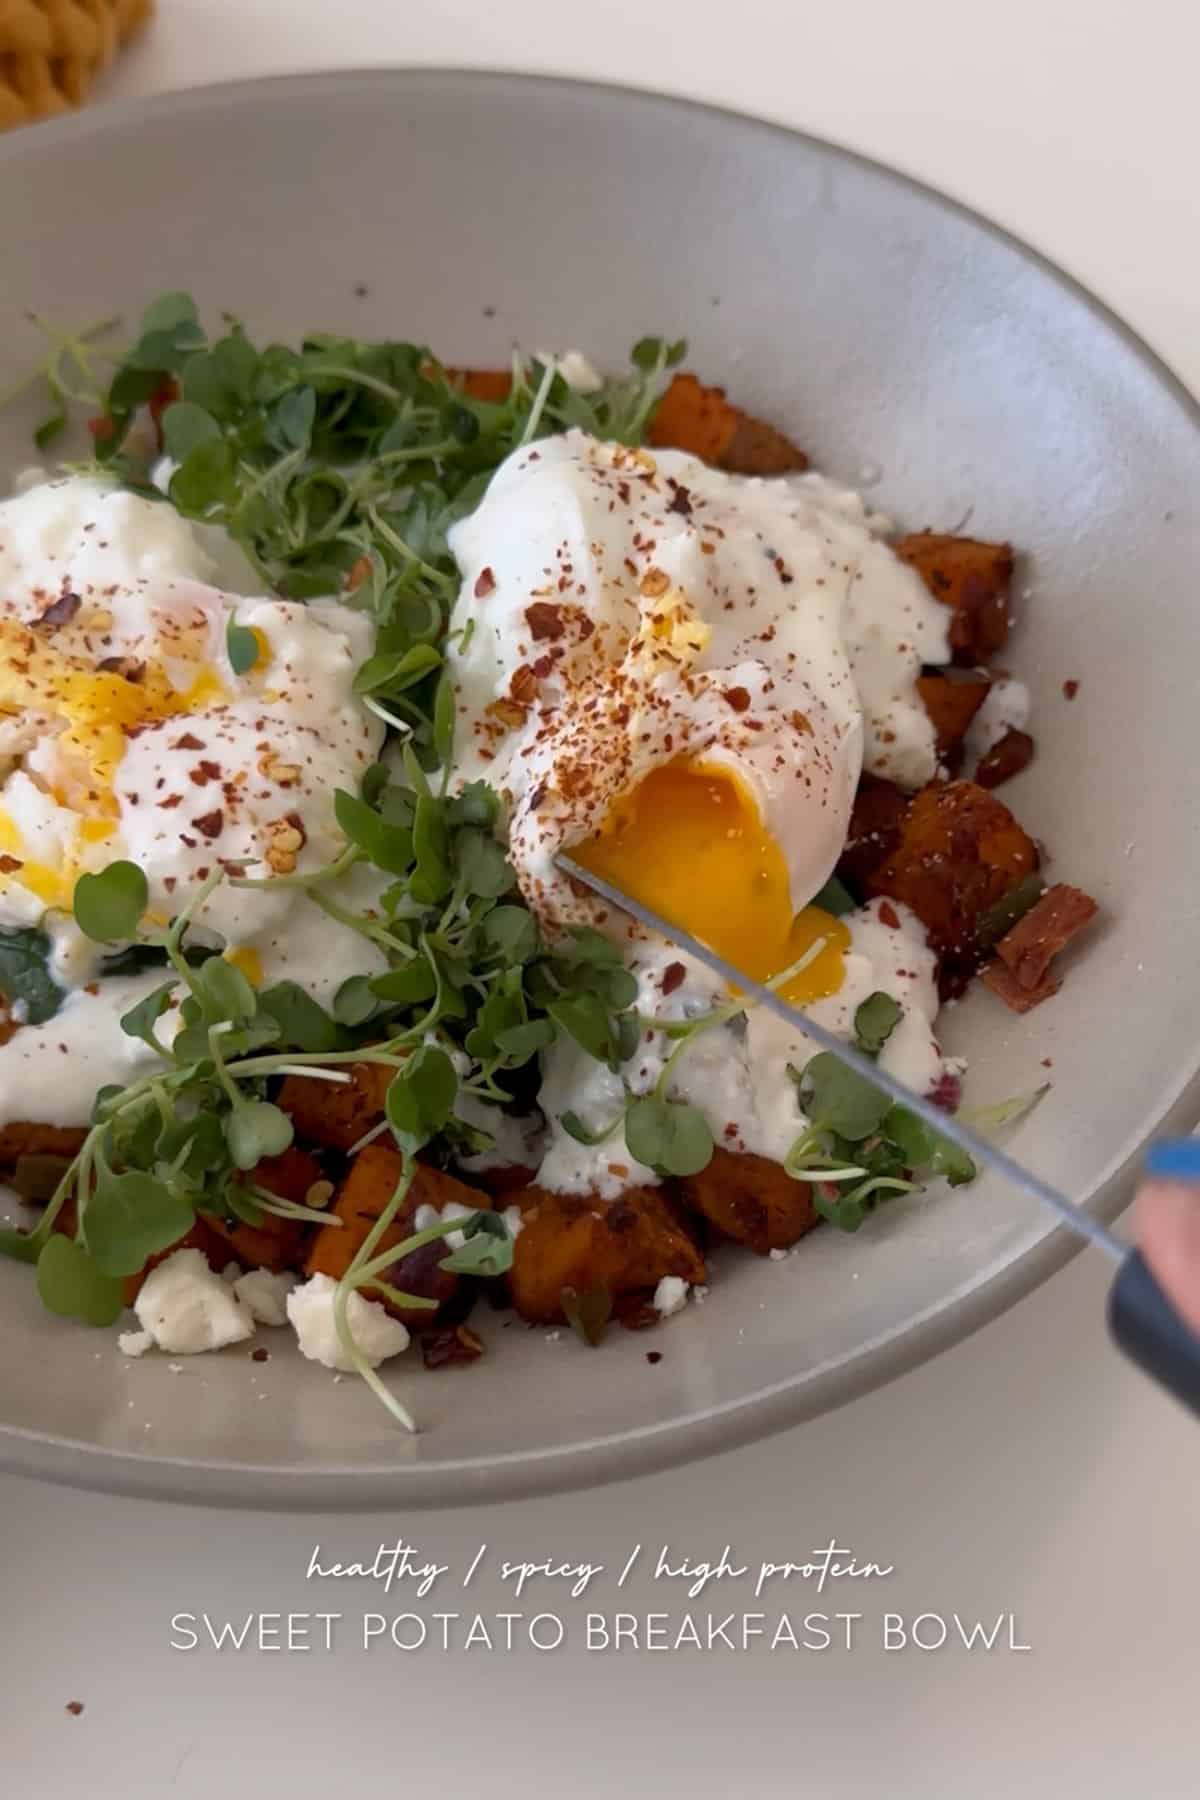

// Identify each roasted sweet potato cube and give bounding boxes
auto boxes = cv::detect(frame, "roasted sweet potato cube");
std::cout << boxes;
[974,727,1035,789]
[677,1148,818,1255]
[0,1122,86,1174]
[916,673,991,756]
[865,779,1039,980]
[305,1144,491,1325]
[721,408,810,476]
[895,532,1014,665]
[647,373,807,473]
[277,1062,393,1152]
[444,368,514,404]
[507,1185,705,1325]
[836,774,911,894]
[204,1153,323,1272]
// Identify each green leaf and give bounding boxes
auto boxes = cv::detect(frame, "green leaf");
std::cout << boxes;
[560,926,625,970]
[267,386,316,451]
[333,789,414,874]
[631,336,665,372]
[811,875,857,917]
[798,1053,892,1142]
[854,991,902,1057]
[559,1108,621,1147]
[36,1235,125,1326]
[139,291,200,337]
[958,1084,1050,1138]
[160,400,221,461]
[333,974,382,1026]
[560,1280,612,1347]
[73,861,148,944]
[439,1215,515,1277]
[548,992,626,1070]
[481,905,538,963]
[0,1224,41,1264]
[258,981,338,1053]
[977,874,1046,948]
[0,928,63,1025]
[885,1107,976,1187]
[625,1096,714,1176]
[447,782,499,829]
[169,438,237,514]
[353,644,442,696]
[433,667,456,767]
[226,619,260,676]
[455,828,512,900]
[85,1172,195,1278]
[385,1045,457,1151]
[225,1101,294,1171]
[411,794,452,902]
[196,955,257,1024]
[119,979,177,1050]
[493,1018,555,1062]
[368,961,438,1007]
[182,331,258,413]
[34,407,66,451]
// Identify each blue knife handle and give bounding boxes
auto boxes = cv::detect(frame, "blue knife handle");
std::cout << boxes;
[1107,1250,1200,1419]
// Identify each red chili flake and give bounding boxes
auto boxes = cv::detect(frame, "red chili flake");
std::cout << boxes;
[661,962,687,995]
[525,601,565,641]
[172,733,205,751]
[159,794,182,810]
[474,567,496,599]
[147,376,181,448]
[250,1347,270,1363]
[878,900,901,928]
[927,1071,963,1112]
[1062,679,1080,700]
[38,590,81,628]
[0,855,22,873]
[646,1350,664,1364]
[724,686,751,713]
[87,415,115,441]
[193,810,224,840]
[666,482,693,518]
[344,555,372,593]
[65,1701,85,1717]
[510,665,539,705]
[97,655,146,683]
[578,617,595,640]
[188,760,222,786]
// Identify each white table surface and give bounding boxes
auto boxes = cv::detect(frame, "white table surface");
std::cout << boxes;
[5,5,1199,1795]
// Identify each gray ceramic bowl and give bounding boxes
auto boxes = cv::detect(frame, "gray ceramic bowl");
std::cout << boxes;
[1,70,1198,1509]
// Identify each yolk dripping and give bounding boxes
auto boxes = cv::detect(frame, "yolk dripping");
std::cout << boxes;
[573,759,849,1002]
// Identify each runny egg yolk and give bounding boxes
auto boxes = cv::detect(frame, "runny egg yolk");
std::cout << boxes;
[572,760,849,1002]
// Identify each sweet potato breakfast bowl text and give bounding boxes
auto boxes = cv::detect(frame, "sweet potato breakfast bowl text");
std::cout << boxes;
[0,71,1198,1508]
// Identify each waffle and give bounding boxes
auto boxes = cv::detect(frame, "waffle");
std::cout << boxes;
[0,0,153,130]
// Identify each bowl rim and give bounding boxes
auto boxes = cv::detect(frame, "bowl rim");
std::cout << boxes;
[0,65,1197,1510]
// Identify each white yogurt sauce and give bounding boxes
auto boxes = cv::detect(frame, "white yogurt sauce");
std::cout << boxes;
[535,897,946,1197]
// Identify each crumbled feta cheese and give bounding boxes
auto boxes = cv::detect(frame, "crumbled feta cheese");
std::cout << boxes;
[233,1268,297,1327]
[286,1273,410,1372]
[531,348,604,394]
[117,1328,153,1358]
[653,1275,690,1318]
[413,1199,474,1251]
[133,1249,255,1354]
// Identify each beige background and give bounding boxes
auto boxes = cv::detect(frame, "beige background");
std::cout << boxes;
[3,3,1200,1794]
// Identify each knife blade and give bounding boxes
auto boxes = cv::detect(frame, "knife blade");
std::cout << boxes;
[557,854,1200,1416]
